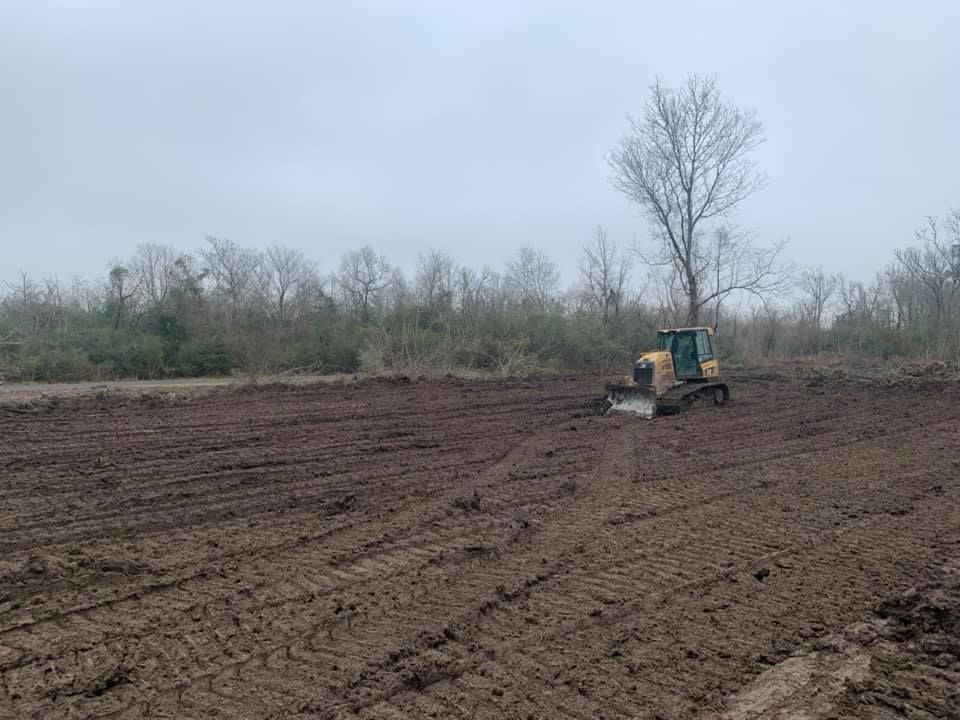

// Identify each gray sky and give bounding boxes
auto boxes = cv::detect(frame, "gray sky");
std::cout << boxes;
[2,0,958,290]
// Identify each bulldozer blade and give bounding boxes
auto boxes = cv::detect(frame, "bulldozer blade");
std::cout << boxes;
[604,384,657,419]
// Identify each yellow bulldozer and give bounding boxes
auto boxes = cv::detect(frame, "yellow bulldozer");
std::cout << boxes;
[604,326,729,418]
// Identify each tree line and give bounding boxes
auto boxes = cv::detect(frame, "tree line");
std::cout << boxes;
[2,75,958,382]
[1,214,957,383]
[0,234,649,381]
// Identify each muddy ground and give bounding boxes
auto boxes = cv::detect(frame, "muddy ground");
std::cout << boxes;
[1,368,959,719]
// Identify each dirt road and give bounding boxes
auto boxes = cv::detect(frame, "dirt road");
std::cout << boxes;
[0,374,349,403]
[2,369,959,718]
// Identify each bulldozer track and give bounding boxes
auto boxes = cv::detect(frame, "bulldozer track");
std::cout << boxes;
[3,370,959,719]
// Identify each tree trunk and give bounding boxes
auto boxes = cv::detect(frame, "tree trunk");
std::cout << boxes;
[686,274,699,326]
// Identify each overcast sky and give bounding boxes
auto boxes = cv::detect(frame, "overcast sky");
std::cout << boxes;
[2,0,958,290]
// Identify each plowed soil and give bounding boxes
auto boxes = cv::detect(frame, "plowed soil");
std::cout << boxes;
[2,369,959,719]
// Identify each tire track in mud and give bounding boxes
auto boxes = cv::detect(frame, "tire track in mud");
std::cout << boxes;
[109,408,948,716]
[0,410,600,628]
[0,422,924,716]
[344,420,952,716]
[1,386,588,548]
[2,371,959,719]
[90,418,623,720]
[304,415,958,718]
[0,401,604,717]
[369,501,958,719]
[0,391,587,533]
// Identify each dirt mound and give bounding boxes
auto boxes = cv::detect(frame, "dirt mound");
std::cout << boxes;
[899,360,954,377]
[840,581,960,717]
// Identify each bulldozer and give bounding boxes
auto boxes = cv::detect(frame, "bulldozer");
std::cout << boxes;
[604,326,729,418]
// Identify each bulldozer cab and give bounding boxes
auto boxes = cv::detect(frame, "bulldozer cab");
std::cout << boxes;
[657,328,714,379]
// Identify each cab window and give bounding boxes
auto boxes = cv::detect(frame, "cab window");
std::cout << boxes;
[695,330,714,360]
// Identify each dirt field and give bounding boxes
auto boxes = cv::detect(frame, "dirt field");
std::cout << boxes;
[2,368,959,719]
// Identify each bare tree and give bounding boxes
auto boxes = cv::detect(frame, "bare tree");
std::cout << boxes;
[200,236,261,323]
[647,265,687,327]
[704,226,792,329]
[609,74,788,325]
[1,273,70,336]
[415,248,457,312]
[3,272,42,335]
[5,272,38,306]
[505,246,559,311]
[70,276,101,315]
[106,264,141,330]
[262,245,315,324]
[748,303,784,357]
[943,208,960,285]
[579,226,633,327]
[385,266,411,312]
[131,244,179,312]
[800,266,839,350]
[456,266,501,318]
[837,275,886,326]
[895,216,958,324]
[885,262,914,330]
[455,267,483,315]
[40,277,67,335]
[338,245,392,322]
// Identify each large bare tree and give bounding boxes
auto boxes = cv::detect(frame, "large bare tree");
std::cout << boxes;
[609,74,787,325]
